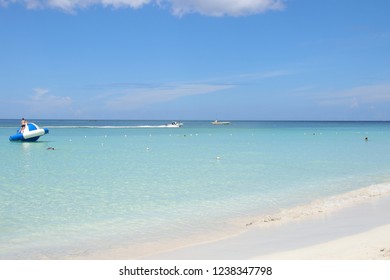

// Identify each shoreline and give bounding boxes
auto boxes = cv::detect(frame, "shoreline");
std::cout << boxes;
[4,183,390,260]
[143,187,390,260]
[78,183,390,260]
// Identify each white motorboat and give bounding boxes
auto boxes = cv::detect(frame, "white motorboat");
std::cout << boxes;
[164,121,183,128]
[211,120,230,125]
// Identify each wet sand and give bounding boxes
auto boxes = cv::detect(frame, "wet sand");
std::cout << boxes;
[145,194,390,260]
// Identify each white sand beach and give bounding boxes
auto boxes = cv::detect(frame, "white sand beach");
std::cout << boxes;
[255,224,390,259]
[145,191,390,260]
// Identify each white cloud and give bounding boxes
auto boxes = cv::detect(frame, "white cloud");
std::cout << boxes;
[192,69,290,85]
[105,83,233,110]
[32,87,50,98]
[1,0,44,9]
[48,0,151,11]
[315,83,390,108]
[1,0,285,16]
[6,88,73,118]
[31,87,72,108]
[92,70,287,111]
[0,0,151,11]
[101,0,150,8]
[166,0,284,17]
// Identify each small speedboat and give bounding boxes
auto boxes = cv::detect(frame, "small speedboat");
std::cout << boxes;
[211,120,230,125]
[9,122,49,142]
[164,121,183,128]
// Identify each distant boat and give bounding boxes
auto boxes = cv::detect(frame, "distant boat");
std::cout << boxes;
[211,120,230,125]
[164,121,183,128]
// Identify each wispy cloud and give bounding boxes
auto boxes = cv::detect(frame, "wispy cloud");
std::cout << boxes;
[192,69,291,85]
[4,88,73,118]
[165,0,284,17]
[0,0,151,11]
[25,88,73,116]
[233,70,290,81]
[31,87,72,106]
[87,69,290,111]
[87,69,289,109]
[1,0,285,16]
[314,83,390,109]
[104,83,233,110]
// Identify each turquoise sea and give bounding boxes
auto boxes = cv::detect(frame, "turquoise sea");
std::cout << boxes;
[1,120,390,259]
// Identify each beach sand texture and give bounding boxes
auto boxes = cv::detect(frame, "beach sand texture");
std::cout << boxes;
[255,224,390,260]
[145,193,390,260]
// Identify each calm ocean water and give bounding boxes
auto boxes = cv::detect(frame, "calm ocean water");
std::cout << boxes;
[1,119,390,259]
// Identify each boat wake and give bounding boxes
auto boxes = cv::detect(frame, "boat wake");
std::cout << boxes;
[45,125,181,129]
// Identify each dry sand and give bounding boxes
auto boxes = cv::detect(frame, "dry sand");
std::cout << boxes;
[254,224,390,259]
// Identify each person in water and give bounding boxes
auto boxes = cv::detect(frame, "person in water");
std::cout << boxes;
[20,118,27,133]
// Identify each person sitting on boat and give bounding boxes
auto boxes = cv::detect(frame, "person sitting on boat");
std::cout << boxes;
[20,118,27,133]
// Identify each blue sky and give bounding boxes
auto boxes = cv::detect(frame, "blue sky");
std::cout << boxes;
[1,0,389,120]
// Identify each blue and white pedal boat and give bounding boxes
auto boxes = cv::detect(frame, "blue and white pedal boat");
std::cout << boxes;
[9,123,49,142]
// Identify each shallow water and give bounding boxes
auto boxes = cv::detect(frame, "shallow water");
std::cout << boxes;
[1,120,390,258]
